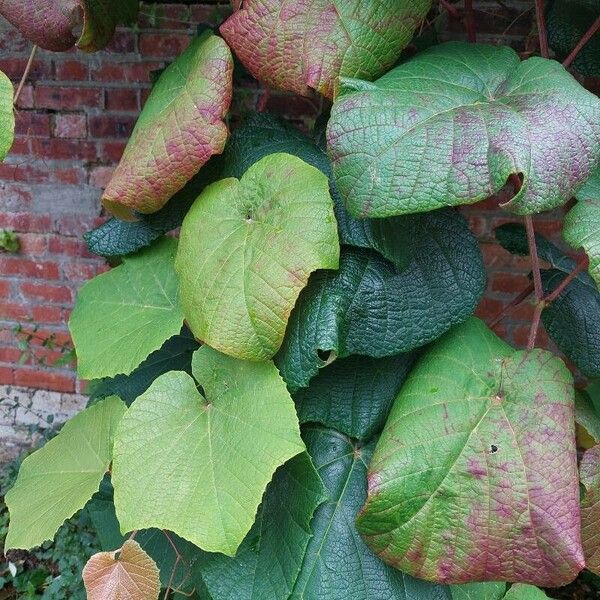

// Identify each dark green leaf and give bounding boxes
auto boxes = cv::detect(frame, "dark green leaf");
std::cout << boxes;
[294,353,416,439]
[276,209,485,391]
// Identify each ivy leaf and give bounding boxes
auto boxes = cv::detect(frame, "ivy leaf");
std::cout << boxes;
[87,328,200,406]
[276,209,485,391]
[357,318,584,586]
[0,0,138,52]
[69,237,185,379]
[328,41,600,218]
[199,452,327,600]
[0,70,14,161]
[294,353,415,440]
[450,583,549,600]
[547,0,600,77]
[5,396,126,550]
[564,167,600,288]
[102,32,233,219]
[112,345,304,556]
[220,0,433,99]
[580,444,600,576]
[176,152,340,361]
[83,540,161,600]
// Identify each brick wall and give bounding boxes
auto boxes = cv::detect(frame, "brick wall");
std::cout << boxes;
[0,2,593,456]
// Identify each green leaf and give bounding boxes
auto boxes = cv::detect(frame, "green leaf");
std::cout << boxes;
[357,317,584,586]
[199,452,327,600]
[112,345,304,556]
[294,353,415,440]
[451,582,507,600]
[292,426,450,599]
[5,396,126,550]
[176,152,340,361]
[575,389,600,444]
[276,209,485,391]
[87,328,200,406]
[102,32,233,219]
[328,41,600,217]
[580,444,600,576]
[220,0,433,99]
[0,0,138,52]
[0,70,14,161]
[69,237,185,380]
[564,167,600,288]
[502,585,549,600]
[547,0,600,77]
[541,267,600,377]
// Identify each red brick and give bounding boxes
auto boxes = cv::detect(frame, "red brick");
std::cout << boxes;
[0,347,22,363]
[0,213,51,233]
[14,112,51,137]
[0,366,13,385]
[31,305,63,323]
[139,32,191,57]
[54,113,87,139]
[0,57,51,80]
[0,301,31,320]
[16,233,47,255]
[98,141,127,162]
[490,272,531,294]
[35,85,103,110]
[0,280,12,298]
[54,59,90,81]
[105,87,140,112]
[8,137,30,155]
[138,4,191,29]
[30,138,97,160]
[0,256,59,279]
[92,61,162,84]
[20,282,72,304]
[14,368,75,393]
[89,114,136,139]
[53,215,101,236]
[53,167,86,185]
[62,262,101,280]
[14,84,34,109]
[48,235,95,258]
[475,297,504,320]
[104,31,137,53]
[89,166,115,189]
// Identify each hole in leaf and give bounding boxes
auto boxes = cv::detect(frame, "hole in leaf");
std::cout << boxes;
[490,444,499,454]
[317,349,331,362]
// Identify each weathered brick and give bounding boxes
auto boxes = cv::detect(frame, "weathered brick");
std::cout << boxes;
[20,282,72,304]
[14,368,75,393]
[54,113,88,139]
[35,85,103,110]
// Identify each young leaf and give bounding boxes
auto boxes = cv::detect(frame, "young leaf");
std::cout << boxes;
[0,0,138,52]
[564,167,600,288]
[276,209,485,391]
[83,539,160,600]
[0,70,14,161]
[547,0,600,77]
[357,318,584,586]
[176,152,340,361]
[294,353,416,440]
[451,582,507,600]
[5,396,126,550]
[112,345,304,556]
[328,42,600,218]
[220,0,433,99]
[69,237,184,380]
[503,585,550,600]
[581,445,600,575]
[199,452,327,600]
[102,32,233,219]
[292,426,450,599]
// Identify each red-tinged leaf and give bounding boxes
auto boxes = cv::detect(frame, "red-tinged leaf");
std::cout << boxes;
[581,445,600,575]
[0,0,138,52]
[357,318,584,587]
[102,32,233,219]
[82,539,161,600]
[220,0,432,99]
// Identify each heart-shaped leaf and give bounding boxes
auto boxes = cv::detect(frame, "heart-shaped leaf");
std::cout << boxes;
[112,345,304,556]
[294,353,416,440]
[0,70,14,161]
[69,237,185,379]
[564,167,600,288]
[276,208,485,391]
[201,425,451,600]
[357,317,584,586]
[199,452,327,600]
[5,396,126,550]
[83,539,161,600]
[580,444,600,575]
[220,0,433,99]
[176,152,340,361]
[328,42,600,218]
[102,32,233,219]
[0,0,138,52]
[547,0,600,77]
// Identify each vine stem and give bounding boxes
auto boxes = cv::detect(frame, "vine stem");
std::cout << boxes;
[527,302,544,350]
[439,0,460,18]
[489,282,534,328]
[13,44,37,106]
[533,0,549,58]
[562,15,600,68]
[524,215,543,301]
[464,0,476,42]
[544,256,589,304]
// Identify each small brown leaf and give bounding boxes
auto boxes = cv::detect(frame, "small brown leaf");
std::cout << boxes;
[83,539,161,600]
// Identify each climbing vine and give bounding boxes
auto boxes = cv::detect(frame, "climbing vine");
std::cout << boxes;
[1,1,600,599]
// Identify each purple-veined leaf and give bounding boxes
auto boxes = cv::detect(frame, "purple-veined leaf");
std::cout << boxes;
[220,0,432,99]
[102,32,233,219]
[357,317,584,587]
